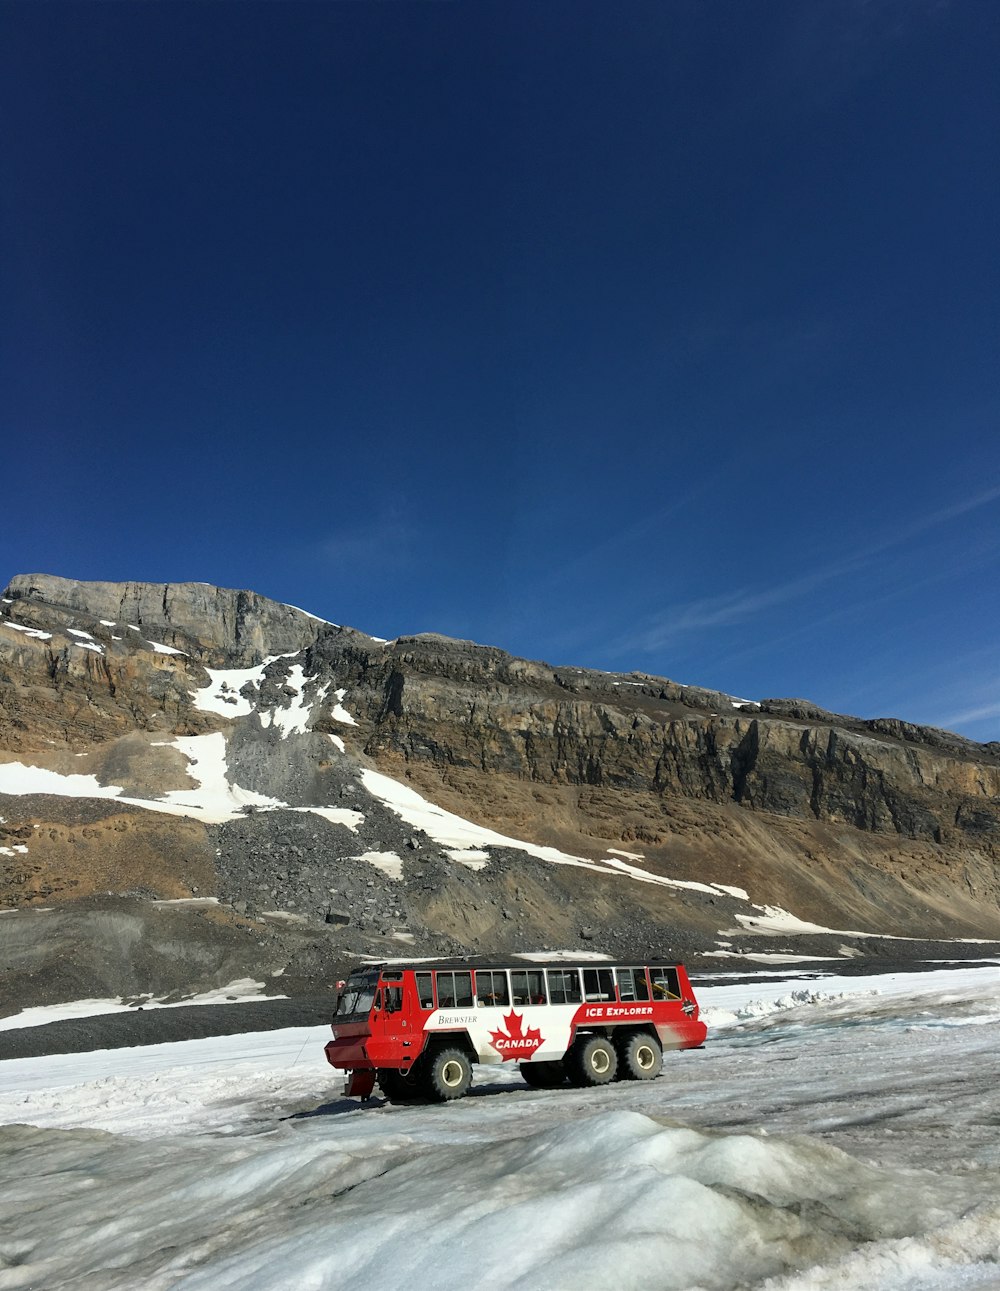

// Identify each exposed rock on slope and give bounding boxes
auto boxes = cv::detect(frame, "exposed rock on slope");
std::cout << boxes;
[4,574,322,665]
[1,573,999,1008]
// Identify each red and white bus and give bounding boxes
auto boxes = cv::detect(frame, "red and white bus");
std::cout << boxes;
[324,957,707,1101]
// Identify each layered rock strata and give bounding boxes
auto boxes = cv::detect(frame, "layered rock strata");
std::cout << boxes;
[2,573,999,1010]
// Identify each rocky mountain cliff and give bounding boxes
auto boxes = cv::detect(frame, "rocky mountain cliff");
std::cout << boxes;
[2,573,999,1011]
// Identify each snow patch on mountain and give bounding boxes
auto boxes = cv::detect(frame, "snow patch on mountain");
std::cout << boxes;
[446,847,490,870]
[156,734,285,818]
[2,621,52,641]
[358,768,733,894]
[599,854,718,892]
[147,639,186,656]
[192,657,354,737]
[732,904,995,944]
[65,628,104,654]
[281,601,337,626]
[352,850,404,880]
[191,656,295,718]
[712,883,750,899]
[288,805,364,831]
[0,740,358,828]
[0,763,124,800]
[329,688,357,725]
[261,665,317,737]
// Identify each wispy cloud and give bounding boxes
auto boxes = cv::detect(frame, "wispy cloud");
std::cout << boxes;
[902,647,1000,735]
[870,482,1000,556]
[522,470,748,599]
[704,542,1000,691]
[612,482,1000,657]
[939,699,1000,728]
[616,564,856,654]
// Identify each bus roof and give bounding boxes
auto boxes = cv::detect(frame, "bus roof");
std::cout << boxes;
[355,957,687,974]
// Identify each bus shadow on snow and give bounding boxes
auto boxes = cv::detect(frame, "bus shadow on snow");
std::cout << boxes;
[284,1077,519,1120]
[282,1097,359,1121]
[284,1069,687,1121]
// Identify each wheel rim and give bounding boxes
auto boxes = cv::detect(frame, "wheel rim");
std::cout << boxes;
[441,1060,464,1088]
[591,1048,611,1075]
[636,1044,656,1071]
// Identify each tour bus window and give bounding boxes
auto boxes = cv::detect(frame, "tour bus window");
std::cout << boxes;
[583,968,614,1001]
[546,968,583,1005]
[475,970,510,1007]
[616,968,651,1002]
[437,973,456,1008]
[335,970,379,1017]
[383,985,402,1013]
[650,967,681,999]
[511,970,546,1006]
[415,972,435,1009]
[436,971,473,1009]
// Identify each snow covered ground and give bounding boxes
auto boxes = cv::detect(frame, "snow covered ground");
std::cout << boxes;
[1,966,998,1290]
[0,978,281,1034]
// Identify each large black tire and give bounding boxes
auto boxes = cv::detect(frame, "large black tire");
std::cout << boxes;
[424,1048,473,1101]
[377,1068,423,1103]
[617,1031,662,1081]
[566,1035,618,1087]
[519,1060,566,1089]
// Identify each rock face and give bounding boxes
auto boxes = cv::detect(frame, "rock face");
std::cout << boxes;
[341,635,1000,837]
[2,573,999,1008]
[4,574,322,666]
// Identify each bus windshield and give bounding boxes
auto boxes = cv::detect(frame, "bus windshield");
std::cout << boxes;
[335,969,379,1018]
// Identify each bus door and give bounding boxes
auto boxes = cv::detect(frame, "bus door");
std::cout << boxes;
[362,975,412,1069]
[372,978,405,1029]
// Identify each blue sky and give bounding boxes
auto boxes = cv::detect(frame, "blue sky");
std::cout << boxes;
[2,1,998,740]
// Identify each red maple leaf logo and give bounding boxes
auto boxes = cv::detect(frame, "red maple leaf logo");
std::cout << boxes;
[488,1009,544,1061]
